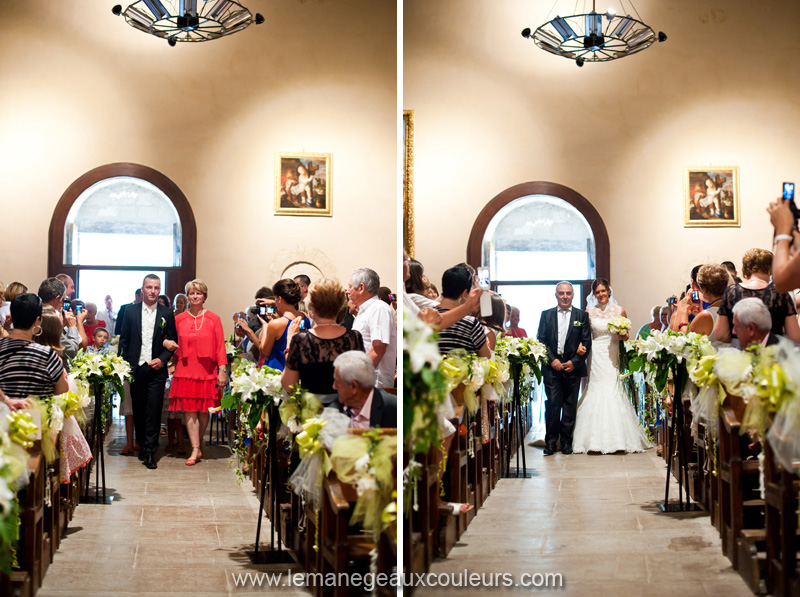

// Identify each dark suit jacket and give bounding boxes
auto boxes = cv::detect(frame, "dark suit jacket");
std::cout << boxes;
[536,306,592,380]
[118,302,178,374]
[322,389,397,429]
[115,302,130,336]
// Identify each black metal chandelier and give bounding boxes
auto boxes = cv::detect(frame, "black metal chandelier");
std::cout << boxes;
[112,0,264,45]
[521,1,666,67]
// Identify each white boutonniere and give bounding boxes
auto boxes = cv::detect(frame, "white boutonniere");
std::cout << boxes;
[573,321,584,327]
[159,317,166,330]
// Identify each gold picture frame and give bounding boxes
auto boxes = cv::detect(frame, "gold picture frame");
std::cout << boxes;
[684,166,740,227]
[403,110,415,257]
[275,152,332,217]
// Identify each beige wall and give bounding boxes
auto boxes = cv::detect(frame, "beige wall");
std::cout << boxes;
[0,0,397,321]
[405,0,800,328]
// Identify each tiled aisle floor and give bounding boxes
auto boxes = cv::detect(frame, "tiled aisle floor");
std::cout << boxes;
[418,436,754,596]
[38,420,307,596]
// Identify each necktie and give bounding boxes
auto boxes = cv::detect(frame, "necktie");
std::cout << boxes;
[343,406,355,419]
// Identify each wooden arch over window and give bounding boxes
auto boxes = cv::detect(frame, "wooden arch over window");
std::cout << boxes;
[48,162,197,301]
[466,181,610,306]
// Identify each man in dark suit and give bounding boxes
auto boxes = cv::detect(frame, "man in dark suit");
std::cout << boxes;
[114,288,142,336]
[536,282,592,455]
[118,275,177,469]
[322,350,397,428]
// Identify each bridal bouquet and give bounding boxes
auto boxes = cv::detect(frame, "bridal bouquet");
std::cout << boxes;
[607,316,632,335]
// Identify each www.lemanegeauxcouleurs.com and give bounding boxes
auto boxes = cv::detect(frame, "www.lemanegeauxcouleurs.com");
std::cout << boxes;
[230,570,565,590]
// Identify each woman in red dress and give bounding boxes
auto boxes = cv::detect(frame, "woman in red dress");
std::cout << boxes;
[165,279,227,466]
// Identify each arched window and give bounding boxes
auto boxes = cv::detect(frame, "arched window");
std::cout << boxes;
[467,181,609,335]
[49,163,197,312]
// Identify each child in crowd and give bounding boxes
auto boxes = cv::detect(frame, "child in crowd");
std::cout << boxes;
[87,327,110,353]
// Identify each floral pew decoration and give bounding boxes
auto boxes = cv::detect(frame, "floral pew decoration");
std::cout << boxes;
[0,405,40,574]
[330,430,397,541]
[218,360,286,483]
[494,335,547,398]
[69,350,133,428]
[403,313,449,457]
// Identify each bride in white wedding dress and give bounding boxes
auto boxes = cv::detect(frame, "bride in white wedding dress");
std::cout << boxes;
[573,279,651,454]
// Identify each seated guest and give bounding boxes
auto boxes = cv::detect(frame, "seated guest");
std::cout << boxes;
[82,302,107,346]
[282,279,364,394]
[349,268,397,388]
[672,264,729,345]
[435,266,490,358]
[0,293,68,409]
[504,305,527,338]
[323,351,397,428]
[258,279,308,371]
[638,305,663,338]
[732,297,778,348]
[715,248,800,344]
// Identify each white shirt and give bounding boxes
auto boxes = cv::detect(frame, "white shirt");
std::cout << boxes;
[139,302,158,366]
[556,308,571,355]
[353,296,397,389]
[351,389,374,430]
[103,308,117,332]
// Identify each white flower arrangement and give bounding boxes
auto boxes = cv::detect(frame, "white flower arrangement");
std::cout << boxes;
[403,312,442,374]
[230,362,286,405]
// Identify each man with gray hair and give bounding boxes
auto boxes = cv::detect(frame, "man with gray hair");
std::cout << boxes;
[348,268,397,389]
[732,297,778,348]
[37,277,85,359]
[324,351,397,428]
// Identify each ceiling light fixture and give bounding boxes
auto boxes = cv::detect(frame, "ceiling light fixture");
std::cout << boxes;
[521,0,666,67]
[112,0,264,45]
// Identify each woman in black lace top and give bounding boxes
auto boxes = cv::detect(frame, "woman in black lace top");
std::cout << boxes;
[715,248,800,343]
[281,278,364,395]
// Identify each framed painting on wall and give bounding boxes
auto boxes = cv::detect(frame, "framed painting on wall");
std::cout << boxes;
[684,166,740,227]
[275,153,332,217]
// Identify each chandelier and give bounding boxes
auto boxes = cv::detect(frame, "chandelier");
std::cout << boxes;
[521,1,666,67]
[112,0,264,45]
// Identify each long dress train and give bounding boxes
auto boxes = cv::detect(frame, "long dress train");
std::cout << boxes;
[573,304,651,454]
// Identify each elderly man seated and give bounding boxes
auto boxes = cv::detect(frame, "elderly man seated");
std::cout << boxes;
[323,350,396,429]
[732,297,779,348]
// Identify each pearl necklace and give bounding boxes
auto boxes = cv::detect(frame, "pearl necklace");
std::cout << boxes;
[188,308,206,331]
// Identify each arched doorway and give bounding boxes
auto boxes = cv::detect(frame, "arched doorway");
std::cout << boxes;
[48,163,197,309]
[467,181,609,335]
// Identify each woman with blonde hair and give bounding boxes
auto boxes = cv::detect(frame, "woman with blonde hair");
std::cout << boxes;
[163,279,227,466]
[715,248,800,344]
[281,278,364,394]
[0,281,27,331]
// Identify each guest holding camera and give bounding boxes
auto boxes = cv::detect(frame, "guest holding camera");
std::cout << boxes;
[671,264,728,345]
[768,198,800,293]
[258,279,308,371]
[163,279,226,466]
[281,279,364,394]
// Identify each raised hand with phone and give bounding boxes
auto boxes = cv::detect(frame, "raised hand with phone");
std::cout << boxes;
[768,181,800,292]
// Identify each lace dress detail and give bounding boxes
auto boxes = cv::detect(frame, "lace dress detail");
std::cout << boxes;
[285,330,364,394]
[572,304,651,454]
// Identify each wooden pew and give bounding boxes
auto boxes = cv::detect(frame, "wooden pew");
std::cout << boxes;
[764,439,800,597]
[317,429,397,597]
[718,397,764,570]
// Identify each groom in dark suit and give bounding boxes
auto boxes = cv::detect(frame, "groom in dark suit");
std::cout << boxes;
[119,274,177,469]
[537,282,592,455]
